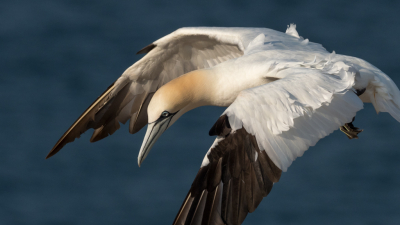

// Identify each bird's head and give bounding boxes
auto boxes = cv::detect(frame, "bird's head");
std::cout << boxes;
[137,70,211,166]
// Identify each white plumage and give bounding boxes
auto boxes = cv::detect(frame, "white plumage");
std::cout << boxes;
[191,25,400,172]
[49,24,400,225]
[224,63,363,171]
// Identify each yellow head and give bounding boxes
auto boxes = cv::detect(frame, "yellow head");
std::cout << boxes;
[138,70,212,166]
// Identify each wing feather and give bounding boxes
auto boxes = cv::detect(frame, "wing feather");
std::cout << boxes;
[46,82,117,158]
[224,65,364,171]
[172,116,282,225]
[48,28,247,157]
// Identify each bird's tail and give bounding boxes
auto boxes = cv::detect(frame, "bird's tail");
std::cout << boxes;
[357,66,400,122]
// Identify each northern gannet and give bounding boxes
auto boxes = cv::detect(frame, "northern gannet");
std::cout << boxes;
[47,25,400,225]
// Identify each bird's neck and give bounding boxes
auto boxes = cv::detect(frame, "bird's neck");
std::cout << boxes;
[162,69,217,111]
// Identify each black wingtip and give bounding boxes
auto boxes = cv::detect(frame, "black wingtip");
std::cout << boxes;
[209,115,231,136]
[45,148,57,159]
[136,43,156,55]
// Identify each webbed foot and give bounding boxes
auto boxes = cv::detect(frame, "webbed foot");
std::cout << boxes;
[340,117,363,139]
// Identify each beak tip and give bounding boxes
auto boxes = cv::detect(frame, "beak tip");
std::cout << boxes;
[138,117,171,169]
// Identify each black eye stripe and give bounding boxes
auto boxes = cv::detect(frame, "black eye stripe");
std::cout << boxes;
[151,110,179,124]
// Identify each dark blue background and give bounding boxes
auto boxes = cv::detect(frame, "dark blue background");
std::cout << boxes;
[1,0,400,224]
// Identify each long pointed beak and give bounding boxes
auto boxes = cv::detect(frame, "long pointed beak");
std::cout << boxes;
[138,117,172,167]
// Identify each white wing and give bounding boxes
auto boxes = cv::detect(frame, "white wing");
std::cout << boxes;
[48,27,255,157]
[223,65,364,172]
[50,27,303,157]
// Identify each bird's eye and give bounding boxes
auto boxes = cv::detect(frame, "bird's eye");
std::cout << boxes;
[161,111,170,118]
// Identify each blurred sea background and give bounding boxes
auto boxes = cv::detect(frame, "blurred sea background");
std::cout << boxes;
[1,0,400,224]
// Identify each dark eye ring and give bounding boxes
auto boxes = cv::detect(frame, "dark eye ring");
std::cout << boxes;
[161,111,170,117]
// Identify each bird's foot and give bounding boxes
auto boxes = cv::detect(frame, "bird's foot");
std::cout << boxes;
[340,121,363,139]
[340,91,365,139]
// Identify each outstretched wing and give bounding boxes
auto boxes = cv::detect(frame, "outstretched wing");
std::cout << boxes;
[223,65,363,172]
[173,63,364,225]
[48,27,266,158]
[173,115,282,225]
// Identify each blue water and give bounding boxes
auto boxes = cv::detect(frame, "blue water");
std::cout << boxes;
[1,0,400,224]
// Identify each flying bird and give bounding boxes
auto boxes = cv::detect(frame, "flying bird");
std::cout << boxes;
[47,25,400,225]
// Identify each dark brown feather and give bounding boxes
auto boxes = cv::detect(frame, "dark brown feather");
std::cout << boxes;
[46,82,117,158]
[227,176,240,225]
[89,82,133,142]
[206,158,222,191]
[47,78,159,158]
[136,43,157,55]
[172,115,283,225]
[209,115,231,136]
[238,174,248,225]
[221,179,231,222]
[129,92,154,134]
[191,190,208,225]
[206,183,225,225]
[202,186,219,225]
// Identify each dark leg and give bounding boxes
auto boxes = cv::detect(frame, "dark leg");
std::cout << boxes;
[340,89,365,139]
[340,117,363,139]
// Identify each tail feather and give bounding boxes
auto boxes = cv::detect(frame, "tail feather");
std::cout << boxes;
[354,61,400,122]
[368,75,400,122]
[377,96,400,122]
